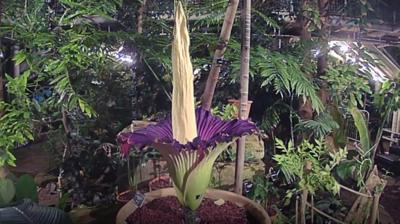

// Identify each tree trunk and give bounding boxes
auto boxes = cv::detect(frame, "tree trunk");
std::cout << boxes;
[316,0,330,106]
[0,58,4,117]
[234,0,251,194]
[201,0,239,111]
[0,0,4,117]
[298,0,313,121]
[132,0,147,119]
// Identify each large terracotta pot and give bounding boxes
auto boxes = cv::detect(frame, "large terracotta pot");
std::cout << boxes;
[116,187,271,224]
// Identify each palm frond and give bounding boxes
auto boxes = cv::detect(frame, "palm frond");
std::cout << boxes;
[295,112,340,139]
[253,46,324,113]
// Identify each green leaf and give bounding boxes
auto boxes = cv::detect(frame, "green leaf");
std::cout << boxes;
[0,178,16,205]
[15,175,38,202]
[183,141,234,210]
[350,107,371,157]
[13,51,27,65]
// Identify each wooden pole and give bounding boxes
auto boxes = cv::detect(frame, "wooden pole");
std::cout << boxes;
[137,0,147,34]
[295,195,299,224]
[311,194,314,224]
[316,0,330,105]
[201,0,239,111]
[0,53,4,117]
[234,0,251,194]
[298,0,313,121]
[0,0,4,117]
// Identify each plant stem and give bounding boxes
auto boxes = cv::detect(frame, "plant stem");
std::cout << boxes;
[184,207,199,224]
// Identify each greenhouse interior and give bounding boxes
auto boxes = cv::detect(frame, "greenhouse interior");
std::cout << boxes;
[1,0,400,223]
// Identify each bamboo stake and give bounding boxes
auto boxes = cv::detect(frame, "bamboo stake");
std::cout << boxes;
[311,194,314,224]
[317,0,330,106]
[295,195,299,224]
[201,0,239,111]
[298,0,313,121]
[137,0,147,34]
[0,55,4,117]
[234,0,251,194]
[0,1,4,118]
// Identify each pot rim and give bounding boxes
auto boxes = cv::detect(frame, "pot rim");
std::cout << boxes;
[116,187,271,224]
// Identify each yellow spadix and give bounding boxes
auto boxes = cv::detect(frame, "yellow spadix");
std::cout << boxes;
[171,1,197,144]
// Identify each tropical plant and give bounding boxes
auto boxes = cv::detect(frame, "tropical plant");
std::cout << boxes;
[372,80,400,145]
[0,173,37,206]
[211,103,237,120]
[125,148,160,190]
[117,3,257,223]
[336,105,394,187]
[322,63,372,108]
[0,73,33,167]
[252,46,324,114]
[295,112,339,139]
[247,174,279,209]
[273,139,347,196]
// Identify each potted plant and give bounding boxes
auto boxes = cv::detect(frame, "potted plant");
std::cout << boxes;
[116,149,161,203]
[115,2,270,223]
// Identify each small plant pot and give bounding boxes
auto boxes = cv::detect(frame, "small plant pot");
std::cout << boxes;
[228,99,253,119]
[148,175,171,192]
[116,190,136,204]
[116,187,271,224]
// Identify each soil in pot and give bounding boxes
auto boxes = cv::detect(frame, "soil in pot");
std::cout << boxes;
[126,196,258,224]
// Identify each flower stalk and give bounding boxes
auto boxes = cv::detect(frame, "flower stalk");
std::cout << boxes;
[117,0,258,219]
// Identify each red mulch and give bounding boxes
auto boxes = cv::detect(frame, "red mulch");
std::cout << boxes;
[126,196,255,224]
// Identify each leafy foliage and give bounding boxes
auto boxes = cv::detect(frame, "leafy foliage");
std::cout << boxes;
[274,139,347,195]
[0,73,33,166]
[247,174,278,207]
[295,112,340,139]
[0,173,37,206]
[0,178,15,205]
[260,100,293,132]
[322,63,371,108]
[252,46,324,114]
[211,103,237,120]
[15,175,38,202]
[350,107,371,157]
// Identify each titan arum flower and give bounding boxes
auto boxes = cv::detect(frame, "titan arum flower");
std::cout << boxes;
[117,1,257,212]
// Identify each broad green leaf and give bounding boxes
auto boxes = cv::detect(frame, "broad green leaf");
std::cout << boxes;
[15,175,38,202]
[0,178,15,205]
[350,107,371,157]
[183,141,233,210]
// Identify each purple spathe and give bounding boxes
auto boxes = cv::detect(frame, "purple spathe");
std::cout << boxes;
[117,108,258,157]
